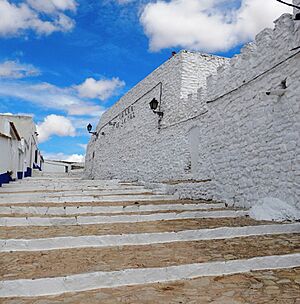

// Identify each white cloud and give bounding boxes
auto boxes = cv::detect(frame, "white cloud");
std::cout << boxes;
[0,112,13,115]
[0,60,40,79]
[37,114,76,142]
[65,154,85,162]
[76,77,125,100]
[26,0,77,14]
[0,0,76,37]
[0,80,105,116]
[140,0,292,52]
[43,152,85,163]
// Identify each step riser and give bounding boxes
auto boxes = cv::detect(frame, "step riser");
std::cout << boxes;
[1,254,299,298]
[0,195,177,205]
[1,223,299,252]
[0,189,154,198]
[1,176,299,300]
[0,185,145,195]
[0,210,249,226]
[0,203,226,215]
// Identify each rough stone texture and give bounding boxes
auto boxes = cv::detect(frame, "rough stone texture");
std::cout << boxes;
[0,207,235,218]
[2,268,299,304]
[0,199,209,208]
[84,52,227,182]
[0,217,272,239]
[294,0,300,16]
[2,234,299,280]
[1,175,299,301]
[85,12,300,209]
[194,14,300,208]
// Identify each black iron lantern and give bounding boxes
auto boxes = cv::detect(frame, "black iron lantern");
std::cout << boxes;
[149,98,163,117]
[87,123,92,132]
[87,123,97,135]
[149,98,159,111]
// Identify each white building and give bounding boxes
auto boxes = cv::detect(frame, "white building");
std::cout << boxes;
[85,7,300,209]
[0,115,43,186]
[43,160,72,174]
[43,160,84,174]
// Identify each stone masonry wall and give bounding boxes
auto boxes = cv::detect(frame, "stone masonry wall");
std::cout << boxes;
[190,13,300,208]
[294,0,300,15]
[85,11,300,208]
[85,52,227,182]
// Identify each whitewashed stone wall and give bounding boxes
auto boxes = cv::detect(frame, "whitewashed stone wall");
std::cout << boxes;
[192,13,300,208]
[294,0,300,15]
[86,12,300,208]
[85,52,227,181]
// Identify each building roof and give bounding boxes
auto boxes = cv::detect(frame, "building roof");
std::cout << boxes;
[9,122,21,141]
[0,114,36,142]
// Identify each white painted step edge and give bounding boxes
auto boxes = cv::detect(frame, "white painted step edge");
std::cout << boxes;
[0,254,299,297]
[0,203,226,215]
[0,194,178,205]
[0,210,249,227]
[0,188,152,198]
[0,186,146,193]
[0,223,299,252]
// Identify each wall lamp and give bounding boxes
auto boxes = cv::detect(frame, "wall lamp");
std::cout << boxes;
[149,98,164,117]
[87,123,97,135]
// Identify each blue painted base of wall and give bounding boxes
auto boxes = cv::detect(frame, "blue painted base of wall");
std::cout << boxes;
[33,164,42,171]
[0,167,34,186]
[24,167,32,178]
[0,172,13,187]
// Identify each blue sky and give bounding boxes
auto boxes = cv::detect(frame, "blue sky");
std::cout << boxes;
[0,0,290,161]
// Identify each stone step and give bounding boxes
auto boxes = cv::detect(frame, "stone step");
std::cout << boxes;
[1,175,299,302]
[1,223,298,252]
[0,254,299,298]
[0,189,154,198]
[2,234,300,281]
[0,185,146,193]
[7,177,117,182]
[0,208,238,218]
[0,210,249,227]
[0,181,124,188]
[0,202,227,216]
[2,267,297,303]
[11,178,83,183]
[0,217,272,239]
[0,199,212,208]
[0,194,177,205]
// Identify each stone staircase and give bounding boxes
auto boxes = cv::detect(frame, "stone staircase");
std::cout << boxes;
[0,174,299,303]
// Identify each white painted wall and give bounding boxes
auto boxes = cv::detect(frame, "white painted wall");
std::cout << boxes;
[188,126,200,177]
[2,115,40,172]
[0,123,21,180]
[294,0,300,15]
[43,160,70,173]
[85,52,227,181]
[0,115,41,181]
[86,13,300,209]
[0,136,11,174]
